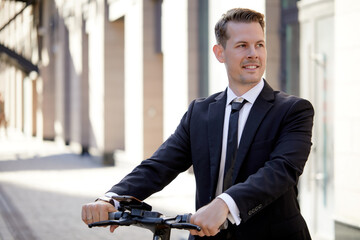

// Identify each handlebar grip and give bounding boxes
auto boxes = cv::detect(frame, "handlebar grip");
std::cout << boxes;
[181,213,192,223]
[109,212,123,220]
[182,213,227,230]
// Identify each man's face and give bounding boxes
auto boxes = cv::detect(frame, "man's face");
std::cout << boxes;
[215,21,267,89]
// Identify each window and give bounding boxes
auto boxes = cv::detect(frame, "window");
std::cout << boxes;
[281,0,300,95]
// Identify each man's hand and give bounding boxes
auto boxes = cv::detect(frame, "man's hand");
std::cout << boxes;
[81,200,118,233]
[189,198,229,237]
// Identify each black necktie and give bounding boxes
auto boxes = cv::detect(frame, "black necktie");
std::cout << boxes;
[223,99,247,191]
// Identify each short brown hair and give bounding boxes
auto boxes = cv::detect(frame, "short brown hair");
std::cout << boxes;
[215,8,265,48]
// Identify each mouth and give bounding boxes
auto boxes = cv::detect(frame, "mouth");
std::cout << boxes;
[244,65,258,69]
[243,64,259,70]
[242,61,260,70]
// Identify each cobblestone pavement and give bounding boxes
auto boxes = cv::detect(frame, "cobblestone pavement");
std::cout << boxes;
[0,133,196,240]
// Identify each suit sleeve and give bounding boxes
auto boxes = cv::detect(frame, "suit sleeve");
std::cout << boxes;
[226,98,314,222]
[107,101,195,201]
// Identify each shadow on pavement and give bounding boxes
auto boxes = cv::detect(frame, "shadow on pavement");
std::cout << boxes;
[0,153,104,172]
[0,138,193,240]
[0,182,165,240]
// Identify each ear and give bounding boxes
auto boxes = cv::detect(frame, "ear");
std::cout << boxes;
[213,44,225,63]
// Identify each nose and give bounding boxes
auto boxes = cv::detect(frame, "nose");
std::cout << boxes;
[247,46,258,59]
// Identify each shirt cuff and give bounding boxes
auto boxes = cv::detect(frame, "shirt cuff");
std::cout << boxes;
[217,193,242,225]
[105,192,120,209]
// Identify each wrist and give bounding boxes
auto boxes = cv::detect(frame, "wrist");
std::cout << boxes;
[216,194,241,225]
[95,196,115,206]
[215,197,229,213]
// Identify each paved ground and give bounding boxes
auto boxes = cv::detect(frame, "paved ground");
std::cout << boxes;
[0,132,196,240]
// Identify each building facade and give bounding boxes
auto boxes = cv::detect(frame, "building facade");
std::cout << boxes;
[298,0,360,239]
[1,0,360,239]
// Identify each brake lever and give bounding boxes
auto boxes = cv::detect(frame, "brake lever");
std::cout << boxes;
[88,218,135,228]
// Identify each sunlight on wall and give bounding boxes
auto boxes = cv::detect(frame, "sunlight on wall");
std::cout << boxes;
[162,0,188,139]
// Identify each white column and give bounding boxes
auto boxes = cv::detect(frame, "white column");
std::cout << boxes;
[107,0,144,163]
[162,0,188,139]
[123,0,144,162]
[86,0,105,151]
[23,77,33,137]
[65,1,83,146]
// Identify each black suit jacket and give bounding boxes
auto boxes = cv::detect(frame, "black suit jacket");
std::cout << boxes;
[109,81,314,240]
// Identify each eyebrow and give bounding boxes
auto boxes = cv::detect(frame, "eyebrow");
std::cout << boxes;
[234,40,265,44]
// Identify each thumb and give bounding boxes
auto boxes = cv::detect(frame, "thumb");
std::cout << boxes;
[107,203,117,212]
[110,225,119,233]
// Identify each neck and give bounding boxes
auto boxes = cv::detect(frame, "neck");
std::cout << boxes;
[229,81,260,96]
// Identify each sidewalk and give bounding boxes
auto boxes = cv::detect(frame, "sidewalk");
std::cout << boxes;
[0,134,195,240]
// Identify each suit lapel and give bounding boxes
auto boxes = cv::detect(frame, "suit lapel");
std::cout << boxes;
[231,81,275,185]
[208,90,227,198]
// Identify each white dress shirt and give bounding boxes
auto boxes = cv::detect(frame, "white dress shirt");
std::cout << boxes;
[216,79,264,225]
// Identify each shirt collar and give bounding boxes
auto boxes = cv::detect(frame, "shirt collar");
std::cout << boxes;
[226,79,264,106]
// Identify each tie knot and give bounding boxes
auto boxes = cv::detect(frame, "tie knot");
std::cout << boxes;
[231,98,247,112]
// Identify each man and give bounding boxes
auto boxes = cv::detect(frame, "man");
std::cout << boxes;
[82,8,313,240]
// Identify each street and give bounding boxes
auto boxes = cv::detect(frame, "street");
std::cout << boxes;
[0,134,196,240]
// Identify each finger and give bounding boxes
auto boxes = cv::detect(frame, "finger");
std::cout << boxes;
[202,223,221,236]
[189,216,205,236]
[189,229,204,237]
[110,225,119,233]
[201,226,211,236]
[99,206,109,222]
[208,227,220,236]
[91,204,100,223]
[83,204,94,225]
[99,204,110,228]
[81,205,88,224]
[190,213,220,236]
[106,203,117,213]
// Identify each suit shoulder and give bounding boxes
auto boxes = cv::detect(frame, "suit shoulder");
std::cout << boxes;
[275,91,312,105]
[193,91,224,104]
[273,91,314,115]
[184,91,225,118]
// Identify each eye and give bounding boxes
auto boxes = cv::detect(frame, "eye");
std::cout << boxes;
[256,43,265,48]
[236,43,246,48]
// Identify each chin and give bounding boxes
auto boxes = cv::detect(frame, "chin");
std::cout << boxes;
[241,78,261,85]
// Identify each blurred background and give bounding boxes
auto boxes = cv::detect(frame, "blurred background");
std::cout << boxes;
[0,0,359,239]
